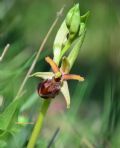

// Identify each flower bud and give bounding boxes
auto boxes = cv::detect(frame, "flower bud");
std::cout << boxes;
[65,4,80,39]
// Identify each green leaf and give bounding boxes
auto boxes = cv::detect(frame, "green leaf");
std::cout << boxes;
[68,23,86,70]
[53,21,68,65]
[0,99,21,133]
[81,11,90,24]
[0,140,7,148]
[20,52,36,71]
[20,93,38,112]
[79,22,86,36]
[61,81,70,108]
[30,72,54,79]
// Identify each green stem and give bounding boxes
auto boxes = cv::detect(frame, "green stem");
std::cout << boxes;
[27,100,51,148]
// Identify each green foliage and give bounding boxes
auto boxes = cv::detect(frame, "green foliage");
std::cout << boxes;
[0,99,21,132]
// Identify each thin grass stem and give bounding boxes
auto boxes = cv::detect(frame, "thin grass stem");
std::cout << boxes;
[15,6,64,99]
[0,44,10,62]
[27,100,51,148]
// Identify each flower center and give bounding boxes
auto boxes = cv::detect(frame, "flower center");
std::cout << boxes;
[54,72,62,79]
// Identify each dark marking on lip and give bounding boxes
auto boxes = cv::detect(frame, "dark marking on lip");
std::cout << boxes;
[37,78,62,99]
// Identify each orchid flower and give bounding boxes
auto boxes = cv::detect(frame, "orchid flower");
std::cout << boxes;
[31,56,84,108]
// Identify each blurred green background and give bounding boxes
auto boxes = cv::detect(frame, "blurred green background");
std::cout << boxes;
[0,0,120,147]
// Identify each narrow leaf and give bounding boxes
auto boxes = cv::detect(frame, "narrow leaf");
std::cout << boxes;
[53,21,68,64]
[68,23,86,70]
[0,99,21,131]
[81,11,90,24]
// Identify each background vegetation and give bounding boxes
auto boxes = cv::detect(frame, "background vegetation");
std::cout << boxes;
[0,0,120,147]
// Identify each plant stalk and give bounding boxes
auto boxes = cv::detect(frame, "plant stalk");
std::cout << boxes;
[27,100,51,148]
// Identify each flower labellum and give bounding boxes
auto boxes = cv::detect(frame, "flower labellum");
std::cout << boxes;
[37,78,62,99]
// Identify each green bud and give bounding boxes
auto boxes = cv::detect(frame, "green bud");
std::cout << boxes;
[65,6,75,28]
[65,4,80,39]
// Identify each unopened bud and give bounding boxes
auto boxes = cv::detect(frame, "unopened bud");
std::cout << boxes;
[65,4,80,39]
